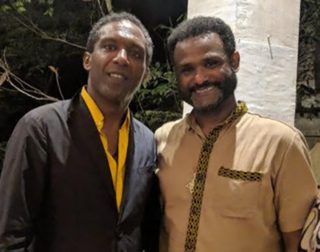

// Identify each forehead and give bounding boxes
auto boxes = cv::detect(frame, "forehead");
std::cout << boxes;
[97,20,146,49]
[174,33,226,62]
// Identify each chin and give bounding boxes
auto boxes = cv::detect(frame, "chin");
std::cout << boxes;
[193,94,223,111]
[194,104,218,114]
[193,98,224,114]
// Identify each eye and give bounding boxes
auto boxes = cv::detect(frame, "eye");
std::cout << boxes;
[129,48,144,61]
[102,43,117,52]
[204,58,220,68]
[179,66,193,76]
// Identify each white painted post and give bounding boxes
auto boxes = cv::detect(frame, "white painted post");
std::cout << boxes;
[185,0,301,125]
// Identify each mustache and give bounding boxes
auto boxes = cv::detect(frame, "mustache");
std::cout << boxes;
[189,80,221,92]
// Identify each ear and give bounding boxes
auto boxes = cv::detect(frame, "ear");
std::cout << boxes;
[230,51,240,72]
[83,51,92,71]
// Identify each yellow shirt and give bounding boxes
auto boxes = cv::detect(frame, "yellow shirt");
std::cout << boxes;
[81,87,130,210]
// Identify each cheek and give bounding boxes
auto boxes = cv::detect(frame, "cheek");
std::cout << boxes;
[177,80,190,93]
[177,74,192,87]
[93,52,114,65]
[134,64,147,79]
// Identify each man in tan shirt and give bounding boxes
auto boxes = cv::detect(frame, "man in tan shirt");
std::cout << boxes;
[156,16,317,252]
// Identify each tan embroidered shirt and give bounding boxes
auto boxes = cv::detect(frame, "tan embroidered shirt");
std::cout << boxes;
[156,111,317,252]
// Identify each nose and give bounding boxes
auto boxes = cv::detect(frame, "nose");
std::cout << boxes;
[194,68,208,85]
[113,49,129,66]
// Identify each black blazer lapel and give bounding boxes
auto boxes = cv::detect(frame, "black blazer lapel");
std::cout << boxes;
[119,116,156,218]
[119,115,135,215]
[67,94,117,209]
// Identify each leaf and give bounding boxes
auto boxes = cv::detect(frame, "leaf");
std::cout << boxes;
[44,7,54,17]
[16,6,26,13]
[15,0,24,8]
[0,5,12,12]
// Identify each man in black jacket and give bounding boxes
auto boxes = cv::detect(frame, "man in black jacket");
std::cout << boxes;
[0,12,160,252]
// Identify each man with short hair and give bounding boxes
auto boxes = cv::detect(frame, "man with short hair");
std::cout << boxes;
[0,12,159,252]
[156,16,317,252]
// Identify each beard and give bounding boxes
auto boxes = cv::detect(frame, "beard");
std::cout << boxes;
[179,71,237,114]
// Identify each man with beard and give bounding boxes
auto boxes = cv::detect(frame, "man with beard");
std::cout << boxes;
[0,12,160,252]
[155,16,317,252]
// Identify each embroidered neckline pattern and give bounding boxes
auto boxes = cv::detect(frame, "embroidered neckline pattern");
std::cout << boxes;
[184,101,247,252]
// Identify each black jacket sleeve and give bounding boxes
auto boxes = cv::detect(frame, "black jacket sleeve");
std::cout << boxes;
[0,114,48,251]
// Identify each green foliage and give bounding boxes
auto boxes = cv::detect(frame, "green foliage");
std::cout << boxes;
[1,0,54,15]
[135,62,179,110]
[297,0,320,116]
[0,1,91,91]
[134,110,181,132]
[131,62,182,131]
[298,1,320,64]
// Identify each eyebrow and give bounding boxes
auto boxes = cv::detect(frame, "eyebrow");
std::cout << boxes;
[176,62,193,70]
[100,36,145,49]
[98,37,116,44]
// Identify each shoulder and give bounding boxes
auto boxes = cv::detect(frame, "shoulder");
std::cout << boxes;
[132,117,153,135]
[240,112,305,143]
[13,100,71,136]
[131,117,156,149]
[23,100,71,123]
[131,118,157,161]
[155,117,185,142]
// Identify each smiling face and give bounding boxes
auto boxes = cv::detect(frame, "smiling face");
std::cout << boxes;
[173,32,239,114]
[83,20,148,108]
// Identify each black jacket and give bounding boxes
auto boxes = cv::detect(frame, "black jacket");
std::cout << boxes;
[0,94,160,252]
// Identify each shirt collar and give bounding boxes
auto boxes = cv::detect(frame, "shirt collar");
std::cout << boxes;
[186,101,248,135]
[81,86,131,132]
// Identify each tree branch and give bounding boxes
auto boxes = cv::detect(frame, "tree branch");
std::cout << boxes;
[0,56,59,102]
[12,14,86,50]
[105,0,113,13]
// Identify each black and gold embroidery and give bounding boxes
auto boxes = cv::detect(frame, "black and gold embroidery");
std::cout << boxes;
[184,102,247,252]
[218,166,263,182]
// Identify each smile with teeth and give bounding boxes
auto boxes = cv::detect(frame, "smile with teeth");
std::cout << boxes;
[194,85,215,94]
[108,72,127,80]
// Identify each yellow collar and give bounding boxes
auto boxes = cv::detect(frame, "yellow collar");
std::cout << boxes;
[81,86,131,132]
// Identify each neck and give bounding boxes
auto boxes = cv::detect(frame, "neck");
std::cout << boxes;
[86,88,129,130]
[194,95,237,136]
[101,102,129,133]
[100,102,129,156]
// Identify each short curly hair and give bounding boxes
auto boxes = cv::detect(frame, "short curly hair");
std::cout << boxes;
[86,12,153,65]
[167,16,236,63]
